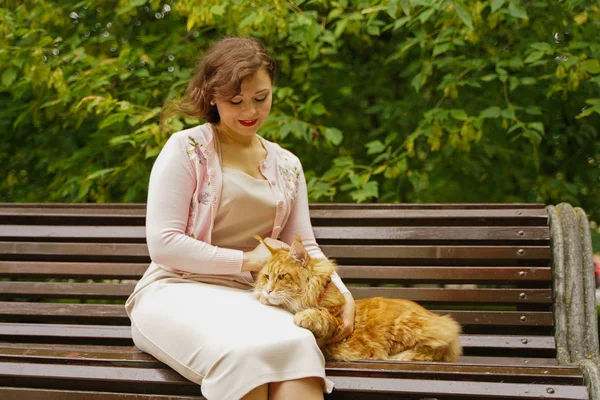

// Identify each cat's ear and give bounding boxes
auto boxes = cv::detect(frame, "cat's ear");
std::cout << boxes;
[290,240,310,267]
[253,235,276,254]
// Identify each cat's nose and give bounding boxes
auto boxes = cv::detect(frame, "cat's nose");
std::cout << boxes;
[266,289,272,294]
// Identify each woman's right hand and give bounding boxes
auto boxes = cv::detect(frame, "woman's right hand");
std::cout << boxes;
[242,238,290,272]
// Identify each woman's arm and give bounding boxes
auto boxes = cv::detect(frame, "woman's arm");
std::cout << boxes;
[145,135,243,275]
[279,160,350,295]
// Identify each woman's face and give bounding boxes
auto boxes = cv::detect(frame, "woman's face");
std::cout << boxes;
[214,66,273,138]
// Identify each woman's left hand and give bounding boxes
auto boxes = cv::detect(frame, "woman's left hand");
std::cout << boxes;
[326,292,355,344]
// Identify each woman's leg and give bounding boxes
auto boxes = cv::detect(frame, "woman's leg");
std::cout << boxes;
[269,377,324,400]
[241,383,268,400]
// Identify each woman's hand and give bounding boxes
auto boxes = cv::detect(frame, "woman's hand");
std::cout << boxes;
[242,238,290,272]
[326,292,355,344]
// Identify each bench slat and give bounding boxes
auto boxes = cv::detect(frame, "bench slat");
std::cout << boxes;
[0,262,552,282]
[0,302,554,326]
[0,242,551,261]
[0,262,148,278]
[0,362,586,399]
[0,324,556,350]
[0,387,202,400]
[338,266,551,282]
[0,346,576,382]
[330,376,587,399]
[0,206,549,228]
[0,225,550,242]
[0,282,552,304]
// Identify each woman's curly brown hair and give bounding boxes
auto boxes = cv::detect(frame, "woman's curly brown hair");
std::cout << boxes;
[161,36,276,131]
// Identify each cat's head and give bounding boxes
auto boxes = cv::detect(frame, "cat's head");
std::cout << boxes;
[253,236,335,312]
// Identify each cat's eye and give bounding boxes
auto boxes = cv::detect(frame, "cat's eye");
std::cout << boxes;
[278,274,286,280]
[264,274,269,280]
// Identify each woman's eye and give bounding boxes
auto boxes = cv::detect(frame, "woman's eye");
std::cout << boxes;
[230,99,242,105]
[256,96,268,102]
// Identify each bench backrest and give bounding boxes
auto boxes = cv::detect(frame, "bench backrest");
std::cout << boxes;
[0,203,555,366]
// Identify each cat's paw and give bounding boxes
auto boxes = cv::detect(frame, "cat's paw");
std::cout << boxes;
[293,309,326,337]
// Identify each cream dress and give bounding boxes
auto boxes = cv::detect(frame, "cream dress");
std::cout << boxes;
[125,168,334,400]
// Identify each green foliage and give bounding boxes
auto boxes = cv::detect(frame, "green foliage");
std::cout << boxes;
[1,0,600,221]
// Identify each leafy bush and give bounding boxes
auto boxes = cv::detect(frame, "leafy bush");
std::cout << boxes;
[1,0,599,220]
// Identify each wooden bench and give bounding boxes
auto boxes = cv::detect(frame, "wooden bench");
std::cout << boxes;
[0,202,599,400]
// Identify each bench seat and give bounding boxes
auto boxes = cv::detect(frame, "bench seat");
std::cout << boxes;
[0,203,598,399]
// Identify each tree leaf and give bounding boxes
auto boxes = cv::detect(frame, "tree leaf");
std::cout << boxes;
[367,25,381,36]
[480,106,501,118]
[280,122,294,140]
[350,181,379,203]
[450,109,468,120]
[501,107,516,119]
[324,127,343,145]
[366,140,386,154]
[400,0,410,16]
[387,0,398,18]
[418,8,435,24]
[453,0,473,30]
[530,42,552,54]
[508,3,527,19]
[491,0,505,12]
[520,77,537,85]
[433,42,453,57]
[528,122,544,135]
[582,60,600,74]
[210,5,225,16]
[311,103,326,115]
[2,68,17,87]
[524,51,544,64]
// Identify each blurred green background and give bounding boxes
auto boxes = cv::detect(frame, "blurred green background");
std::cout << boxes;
[1,0,599,248]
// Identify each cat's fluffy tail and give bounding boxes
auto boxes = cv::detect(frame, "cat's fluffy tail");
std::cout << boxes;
[391,314,462,362]
[428,314,463,362]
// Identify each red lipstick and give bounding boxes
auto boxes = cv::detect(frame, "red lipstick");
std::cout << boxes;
[239,119,258,127]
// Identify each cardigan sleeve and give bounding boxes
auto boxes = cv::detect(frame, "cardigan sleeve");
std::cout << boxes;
[279,159,350,295]
[145,134,243,275]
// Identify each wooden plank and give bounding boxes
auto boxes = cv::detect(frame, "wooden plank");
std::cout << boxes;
[1,362,584,400]
[0,203,546,213]
[0,242,149,258]
[0,387,202,400]
[323,245,551,261]
[0,261,148,279]
[0,242,551,261]
[0,225,145,240]
[329,376,588,399]
[0,361,586,399]
[337,266,552,282]
[313,226,549,241]
[0,282,136,299]
[0,324,556,350]
[0,303,554,326]
[0,345,578,383]
[0,283,552,304]
[350,288,552,304]
[0,323,132,340]
[310,203,547,210]
[309,208,548,220]
[0,225,549,242]
[0,263,552,282]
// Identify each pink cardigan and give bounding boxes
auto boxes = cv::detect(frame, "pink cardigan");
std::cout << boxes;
[146,123,349,293]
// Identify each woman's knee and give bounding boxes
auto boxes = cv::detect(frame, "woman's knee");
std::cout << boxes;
[269,377,323,400]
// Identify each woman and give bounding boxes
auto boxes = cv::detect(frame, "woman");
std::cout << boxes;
[125,37,356,400]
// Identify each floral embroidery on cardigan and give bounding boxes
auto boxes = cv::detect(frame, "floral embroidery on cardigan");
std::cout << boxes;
[186,198,197,236]
[278,154,300,203]
[199,191,211,205]
[187,136,207,166]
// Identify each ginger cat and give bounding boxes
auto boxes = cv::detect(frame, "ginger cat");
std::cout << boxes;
[253,236,462,362]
